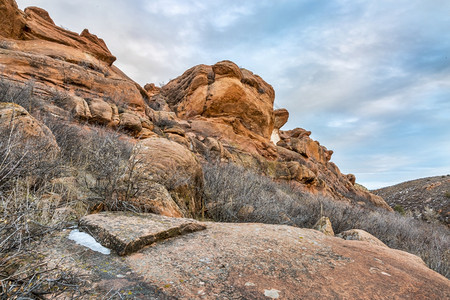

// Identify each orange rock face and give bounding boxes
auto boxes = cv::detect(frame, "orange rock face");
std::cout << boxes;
[0,0,150,138]
[160,60,277,158]
[0,102,59,154]
[0,0,391,211]
[134,137,204,217]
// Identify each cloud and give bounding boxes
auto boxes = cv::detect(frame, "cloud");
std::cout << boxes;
[15,0,450,188]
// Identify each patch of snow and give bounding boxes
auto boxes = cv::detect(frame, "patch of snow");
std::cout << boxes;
[68,229,110,255]
[270,129,280,145]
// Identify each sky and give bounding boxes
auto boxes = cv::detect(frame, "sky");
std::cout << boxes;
[16,0,450,189]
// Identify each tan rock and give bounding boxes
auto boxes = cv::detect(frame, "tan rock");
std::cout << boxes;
[313,216,334,236]
[273,108,289,129]
[0,102,59,154]
[0,0,26,39]
[161,60,275,155]
[136,128,157,139]
[129,182,184,218]
[79,211,206,256]
[22,6,116,64]
[134,137,204,217]
[40,217,449,299]
[163,126,185,137]
[87,98,112,125]
[346,173,356,185]
[337,229,387,248]
[53,94,91,119]
[119,112,142,133]
[123,222,448,299]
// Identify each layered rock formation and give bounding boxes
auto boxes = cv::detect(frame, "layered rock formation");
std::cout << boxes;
[0,0,151,138]
[0,0,390,214]
[151,60,390,210]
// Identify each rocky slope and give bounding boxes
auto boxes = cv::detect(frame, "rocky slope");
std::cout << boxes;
[373,175,450,225]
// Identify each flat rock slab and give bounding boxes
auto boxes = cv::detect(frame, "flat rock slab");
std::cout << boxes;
[79,212,206,256]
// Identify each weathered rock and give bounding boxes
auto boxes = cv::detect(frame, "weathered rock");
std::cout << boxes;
[163,126,185,137]
[129,182,184,218]
[313,216,335,236]
[346,173,356,185]
[37,216,449,298]
[21,5,115,64]
[0,0,393,215]
[273,108,289,129]
[0,102,59,154]
[79,211,206,256]
[134,137,204,217]
[161,60,276,158]
[119,112,142,133]
[86,98,112,125]
[0,0,150,136]
[123,222,448,299]
[337,229,387,248]
[50,93,92,120]
[0,0,26,39]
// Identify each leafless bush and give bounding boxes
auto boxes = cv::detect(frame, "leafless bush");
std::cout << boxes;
[0,129,81,298]
[44,117,141,211]
[0,76,42,114]
[202,162,450,278]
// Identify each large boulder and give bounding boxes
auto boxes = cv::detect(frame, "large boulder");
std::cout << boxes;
[337,229,387,248]
[79,212,206,256]
[162,60,275,139]
[0,102,59,154]
[160,60,277,158]
[133,137,204,218]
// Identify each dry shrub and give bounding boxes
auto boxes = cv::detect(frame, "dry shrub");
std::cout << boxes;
[203,162,450,278]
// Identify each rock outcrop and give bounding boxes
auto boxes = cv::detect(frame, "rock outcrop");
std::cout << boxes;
[337,229,388,247]
[42,212,449,299]
[0,0,391,211]
[0,102,59,155]
[79,212,206,256]
[0,0,151,138]
[133,137,204,218]
[150,60,391,210]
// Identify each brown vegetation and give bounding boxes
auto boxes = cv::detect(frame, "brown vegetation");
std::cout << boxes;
[203,162,450,277]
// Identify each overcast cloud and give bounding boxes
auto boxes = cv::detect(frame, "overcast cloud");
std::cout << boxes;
[16,0,450,189]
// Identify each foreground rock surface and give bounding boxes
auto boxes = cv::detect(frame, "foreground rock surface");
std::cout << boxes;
[79,212,206,256]
[42,214,450,299]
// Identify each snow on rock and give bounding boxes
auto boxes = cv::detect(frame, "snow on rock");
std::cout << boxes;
[68,229,110,255]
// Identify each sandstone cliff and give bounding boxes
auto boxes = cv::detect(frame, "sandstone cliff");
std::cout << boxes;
[0,0,390,213]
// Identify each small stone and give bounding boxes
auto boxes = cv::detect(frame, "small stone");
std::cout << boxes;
[264,289,280,299]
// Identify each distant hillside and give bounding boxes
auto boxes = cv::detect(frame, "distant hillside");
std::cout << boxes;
[372,175,450,225]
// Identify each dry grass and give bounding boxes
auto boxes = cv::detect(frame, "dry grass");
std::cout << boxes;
[203,162,450,278]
